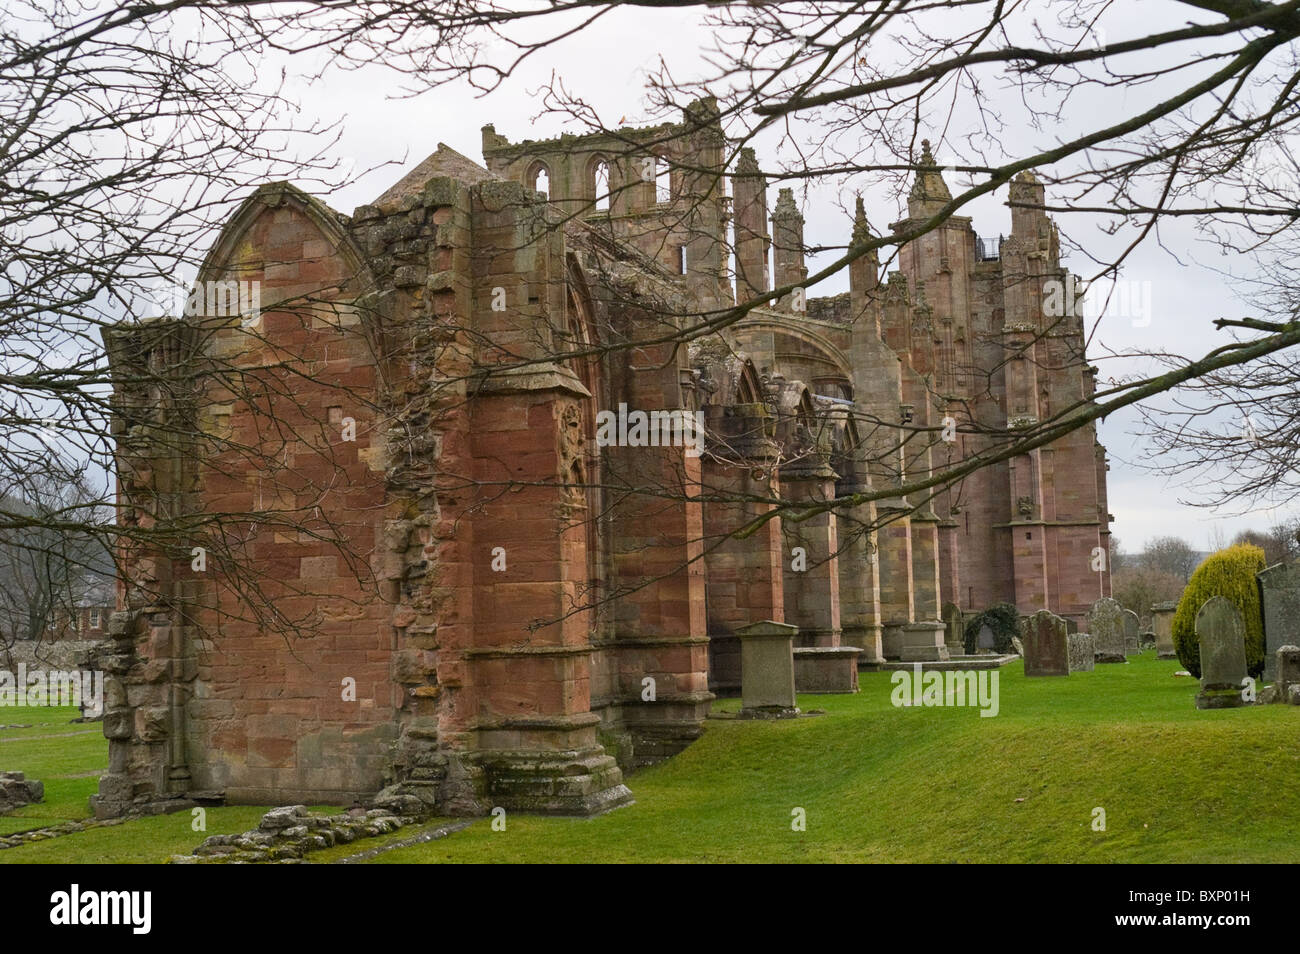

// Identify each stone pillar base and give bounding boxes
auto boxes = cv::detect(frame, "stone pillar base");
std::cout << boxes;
[843,623,884,665]
[899,621,949,662]
[707,633,741,692]
[473,712,634,816]
[795,627,843,649]
[881,622,906,660]
[479,747,633,816]
[620,691,714,768]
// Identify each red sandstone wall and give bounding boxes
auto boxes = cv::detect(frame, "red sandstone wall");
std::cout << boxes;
[190,196,396,803]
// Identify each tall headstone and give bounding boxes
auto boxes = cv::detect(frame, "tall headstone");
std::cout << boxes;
[1257,561,1300,682]
[1023,610,1069,677]
[1067,633,1095,672]
[1088,597,1126,663]
[1122,609,1141,656]
[735,620,799,716]
[1195,596,1248,710]
[977,623,996,651]
[1151,601,1177,659]
[942,602,964,656]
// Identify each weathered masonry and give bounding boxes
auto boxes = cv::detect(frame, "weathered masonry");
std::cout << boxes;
[96,98,1110,818]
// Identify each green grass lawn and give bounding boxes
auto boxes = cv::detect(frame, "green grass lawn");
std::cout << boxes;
[0,704,106,838]
[2,652,1297,863]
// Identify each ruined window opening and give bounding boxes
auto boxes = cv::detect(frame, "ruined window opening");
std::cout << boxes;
[532,165,550,199]
[593,159,610,211]
[677,245,687,275]
[656,157,672,203]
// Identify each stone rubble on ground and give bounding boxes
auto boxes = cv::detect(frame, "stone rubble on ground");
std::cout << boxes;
[168,804,418,864]
[0,771,43,815]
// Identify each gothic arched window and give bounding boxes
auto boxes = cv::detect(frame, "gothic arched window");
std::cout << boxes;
[593,158,610,211]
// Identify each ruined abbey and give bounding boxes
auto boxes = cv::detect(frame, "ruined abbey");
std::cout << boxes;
[95,98,1111,818]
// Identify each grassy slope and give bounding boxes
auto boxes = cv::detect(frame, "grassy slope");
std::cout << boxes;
[370,653,1300,864]
[2,653,1297,863]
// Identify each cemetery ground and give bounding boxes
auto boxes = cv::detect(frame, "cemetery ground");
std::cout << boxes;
[2,651,1297,864]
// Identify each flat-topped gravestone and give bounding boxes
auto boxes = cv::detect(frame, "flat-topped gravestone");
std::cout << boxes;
[1122,609,1141,656]
[793,646,860,693]
[735,620,799,716]
[1195,596,1248,709]
[1088,597,1126,663]
[1151,601,1178,659]
[1257,561,1300,682]
[1023,609,1069,677]
[1067,633,1095,672]
[942,602,964,655]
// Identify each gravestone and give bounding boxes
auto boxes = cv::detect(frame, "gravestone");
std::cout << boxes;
[1067,633,1095,672]
[1257,561,1300,682]
[1276,645,1300,705]
[1066,618,1079,635]
[1151,601,1178,659]
[977,623,996,651]
[1088,597,1126,663]
[1023,610,1069,677]
[1122,609,1141,656]
[735,620,799,716]
[942,602,964,656]
[1195,596,1248,710]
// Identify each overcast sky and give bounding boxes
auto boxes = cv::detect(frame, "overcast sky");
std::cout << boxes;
[265,1,1295,555]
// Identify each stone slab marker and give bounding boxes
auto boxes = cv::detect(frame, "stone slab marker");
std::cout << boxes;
[793,646,860,693]
[942,602,964,656]
[1122,609,1141,656]
[1067,633,1095,672]
[1257,561,1300,682]
[1276,645,1300,705]
[735,620,798,715]
[1151,601,1177,659]
[1088,597,1126,663]
[1023,609,1069,677]
[1195,596,1248,710]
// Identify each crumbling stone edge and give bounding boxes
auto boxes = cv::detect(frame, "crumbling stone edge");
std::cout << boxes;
[0,816,129,850]
[331,818,476,864]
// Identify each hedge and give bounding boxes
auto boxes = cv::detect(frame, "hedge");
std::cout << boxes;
[1170,543,1265,678]
[963,602,1020,654]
